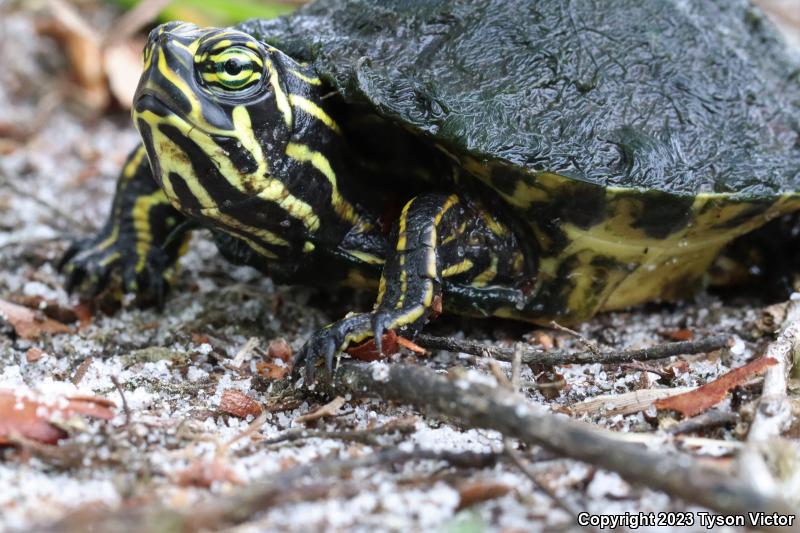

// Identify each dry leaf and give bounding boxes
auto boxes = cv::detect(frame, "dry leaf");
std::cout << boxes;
[346,331,425,361]
[103,40,144,109]
[10,295,78,324]
[41,0,109,110]
[0,389,115,445]
[655,357,777,418]
[295,396,346,424]
[661,329,694,341]
[0,298,71,339]
[536,370,567,400]
[346,330,400,361]
[255,361,289,380]
[529,330,554,349]
[25,348,45,363]
[173,457,242,488]
[73,301,94,329]
[267,338,292,362]
[456,480,512,509]
[219,390,262,419]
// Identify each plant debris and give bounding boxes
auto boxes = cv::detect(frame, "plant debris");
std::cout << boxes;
[655,357,777,418]
[295,396,346,424]
[2,1,800,531]
[219,389,263,419]
[0,298,71,339]
[0,388,114,445]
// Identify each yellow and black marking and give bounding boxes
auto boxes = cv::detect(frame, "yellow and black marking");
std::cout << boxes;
[132,22,373,269]
[61,20,800,384]
[295,191,526,378]
[461,157,800,323]
[60,145,189,305]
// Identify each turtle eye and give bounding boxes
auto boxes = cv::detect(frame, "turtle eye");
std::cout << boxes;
[201,46,263,92]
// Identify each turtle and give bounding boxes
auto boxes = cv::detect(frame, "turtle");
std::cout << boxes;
[60,0,800,379]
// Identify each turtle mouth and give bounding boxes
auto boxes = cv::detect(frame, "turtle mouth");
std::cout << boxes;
[133,90,199,137]
[133,91,285,232]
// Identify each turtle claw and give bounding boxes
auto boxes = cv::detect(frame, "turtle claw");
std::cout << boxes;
[58,238,89,272]
[59,236,171,305]
[293,313,373,383]
[370,311,394,359]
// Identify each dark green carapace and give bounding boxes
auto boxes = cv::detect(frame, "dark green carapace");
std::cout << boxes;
[60,0,800,378]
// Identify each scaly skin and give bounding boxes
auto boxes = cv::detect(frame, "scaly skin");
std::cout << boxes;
[60,146,189,307]
[59,22,531,381]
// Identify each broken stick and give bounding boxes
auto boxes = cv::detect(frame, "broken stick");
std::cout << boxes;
[748,300,800,441]
[414,333,730,366]
[327,361,796,526]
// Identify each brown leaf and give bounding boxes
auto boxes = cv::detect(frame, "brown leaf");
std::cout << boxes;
[10,295,78,324]
[295,396,346,424]
[536,370,567,401]
[219,389,262,419]
[431,293,443,318]
[73,301,94,330]
[345,331,425,361]
[25,348,45,363]
[456,480,512,510]
[346,330,399,361]
[267,338,292,362]
[0,389,115,445]
[0,298,71,339]
[661,329,694,342]
[655,357,777,418]
[396,336,427,355]
[103,40,145,109]
[191,333,211,345]
[40,0,109,111]
[255,361,289,380]
[173,457,242,488]
[529,330,554,349]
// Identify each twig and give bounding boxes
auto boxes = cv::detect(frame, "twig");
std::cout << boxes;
[748,300,800,441]
[110,376,131,428]
[231,337,259,368]
[324,361,796,525]
[511,344,522,391]
[255,418,415,448]
[70,357,93,385]
[44,446,500,532]
[504,441,588,529]
[550,321,601,354]
[666,409,737,436]
[414,333,730,366]
[222,411,268,453]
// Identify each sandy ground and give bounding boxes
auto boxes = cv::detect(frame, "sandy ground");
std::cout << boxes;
[1,2,799,532]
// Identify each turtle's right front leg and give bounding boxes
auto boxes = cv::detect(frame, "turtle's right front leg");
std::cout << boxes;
[59,145,190,306]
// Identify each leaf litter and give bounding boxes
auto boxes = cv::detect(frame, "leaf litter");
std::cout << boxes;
[0,1,799,531]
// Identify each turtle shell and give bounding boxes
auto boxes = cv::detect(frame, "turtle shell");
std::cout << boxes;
[239,0,800,321]
[240,0,800,199]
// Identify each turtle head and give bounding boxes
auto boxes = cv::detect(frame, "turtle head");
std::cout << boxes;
[133,22,364,262]
[133,21,296,211]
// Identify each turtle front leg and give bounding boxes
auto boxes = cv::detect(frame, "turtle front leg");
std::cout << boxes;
[59,145,190,306]
[294,192,528,381]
